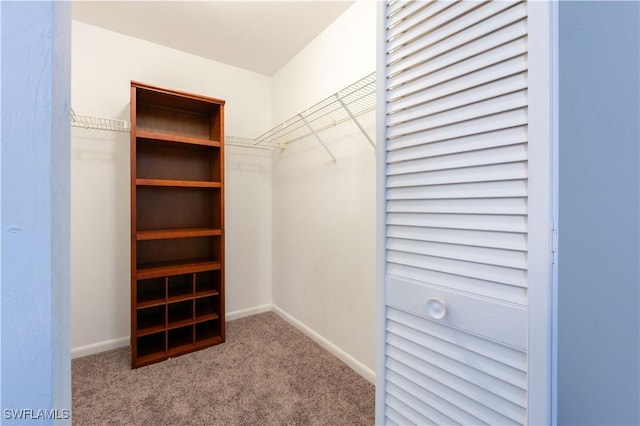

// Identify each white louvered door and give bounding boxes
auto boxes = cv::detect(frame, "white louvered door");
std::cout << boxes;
[377,1,554,425]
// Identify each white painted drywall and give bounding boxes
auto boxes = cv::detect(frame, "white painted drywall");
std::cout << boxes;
[271,0,376,124]
[270,0,377,373]
[71,21,272,356]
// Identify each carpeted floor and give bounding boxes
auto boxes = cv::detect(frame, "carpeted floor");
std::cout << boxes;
[72,312,375,425]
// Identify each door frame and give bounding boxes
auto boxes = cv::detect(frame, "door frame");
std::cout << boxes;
[374,2,388,423]
[527,1,557,424]
[375,2,558,424]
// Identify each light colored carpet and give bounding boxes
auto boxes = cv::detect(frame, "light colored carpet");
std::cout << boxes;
[72,312,375,425]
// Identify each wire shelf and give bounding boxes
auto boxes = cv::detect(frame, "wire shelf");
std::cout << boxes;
[71,72,376,152]
[254,72,376,148]
[225,135,279,150]
[71,109,130,132]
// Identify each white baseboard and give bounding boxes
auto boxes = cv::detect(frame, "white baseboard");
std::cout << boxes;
[271,304,376,384]
[71,304,273,359]
[226,304,272,321]
[71,336,129,359]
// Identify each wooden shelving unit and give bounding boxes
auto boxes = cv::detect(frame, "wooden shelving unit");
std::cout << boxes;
[130,82,225,368]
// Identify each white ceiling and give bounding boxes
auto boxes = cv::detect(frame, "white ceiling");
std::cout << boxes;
[72,1,354,76]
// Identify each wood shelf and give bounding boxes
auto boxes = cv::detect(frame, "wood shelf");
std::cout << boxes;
[195,289,220,298]
[167,343,196,357]
[195,335,222,347]
[136,179,221,188]
[137,324,165,337]
[137,299,166,309]
[137,260,221,280]
[136,351,167,366]
[195,312,219,323]
[166,294,193,304]
[137,228,221,241]
[168,318,193,330]
[136,130,221,148]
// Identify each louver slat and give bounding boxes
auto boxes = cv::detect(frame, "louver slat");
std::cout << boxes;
[387,392,448,425]
[386,238,527,269]
[387,1,482,52]
[387,334,527,407]
[386,197,528,215]
[387,251,527,288]
[387,1,456,41]
[387,145,528,176]
[387,90,527,138]
[387,1,426,23]
[387,3,527,73]
[388,40,527,102]
[387,126,528,163]
[387,371,485,425]
[386,180,527,200]
[388,356,524,425]
[387,162,528,188]
[386,405,428,426]
[387,109,528,150]
[388,21,528,89]
[385,310,527,425]
[386,225,527,250]
[387,308,527,382]
[387,72,527,125]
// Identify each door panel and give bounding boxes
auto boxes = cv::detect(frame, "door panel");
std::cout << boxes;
[380,1,530,424]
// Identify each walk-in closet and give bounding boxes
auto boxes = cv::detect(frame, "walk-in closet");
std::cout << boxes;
[69,1,377,423]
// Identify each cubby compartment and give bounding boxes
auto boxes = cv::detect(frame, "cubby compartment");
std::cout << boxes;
[137,305,165,335]
[137,277,165,306]
[168,325,193,353]
[136,90,222,142]
[136,138,221,182]
[195,319,220,343]
[195,295,218,322]
[195,270,220,296]
[168,273,193,301]
[136,186,221,231]
[137,332,166,360]
[168,300,193,328]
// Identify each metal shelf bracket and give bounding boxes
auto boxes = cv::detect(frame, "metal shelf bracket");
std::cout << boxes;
[253,71,376,150]
[299,113,337,163]
[336,94,375,149]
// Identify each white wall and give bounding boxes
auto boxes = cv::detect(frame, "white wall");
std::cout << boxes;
[271,1,376,124]
[271,0,377,375]
[71,21,272,356]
